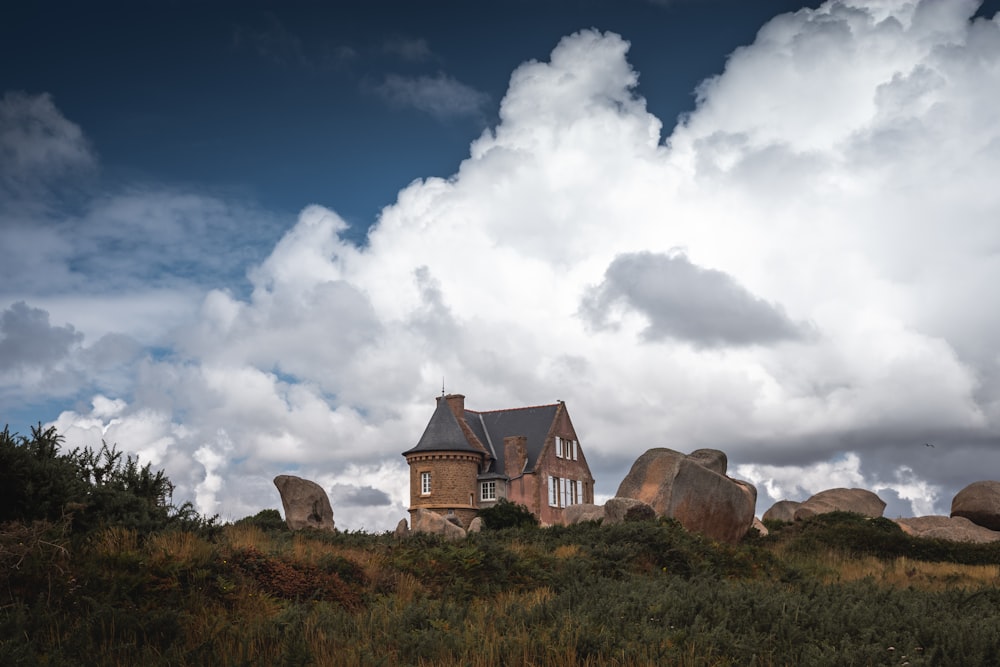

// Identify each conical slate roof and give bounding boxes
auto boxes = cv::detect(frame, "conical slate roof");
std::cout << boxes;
[402,397,485,455]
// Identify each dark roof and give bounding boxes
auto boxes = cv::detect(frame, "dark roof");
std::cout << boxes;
[402,398,486,455]
[466,404,560,475]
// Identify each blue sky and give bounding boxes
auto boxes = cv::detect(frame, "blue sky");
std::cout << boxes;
[4,0,1000,530]
[3,1,832,234]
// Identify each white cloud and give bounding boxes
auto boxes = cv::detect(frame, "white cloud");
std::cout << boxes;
[27,2,1000,530]
[580,251,809,346]
[373,72,490,120]
[736,453,944,518]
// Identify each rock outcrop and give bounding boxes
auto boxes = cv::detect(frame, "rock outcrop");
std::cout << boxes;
[793,488,885,520]
[467,517,483,533]
[895,515,1000,543]
[951,481,1000,531]
[394,518,410,538]
[615,448,756,543]
[687,449,727,475]
[604,497,655,525]
[272,475,336,532]
[762,500,801,523]
[751,517,769,537]
[410,508,466,540]
[564,503,605,525]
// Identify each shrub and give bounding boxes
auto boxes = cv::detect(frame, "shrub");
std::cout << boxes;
[477,498,539,529]
[235,508,289,532]
[228,546,363,607]
[0,424,215,538]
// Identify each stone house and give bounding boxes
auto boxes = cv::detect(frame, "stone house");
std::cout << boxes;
[402,393,595,527]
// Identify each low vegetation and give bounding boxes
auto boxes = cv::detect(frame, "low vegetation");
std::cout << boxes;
[3,426,1000,665]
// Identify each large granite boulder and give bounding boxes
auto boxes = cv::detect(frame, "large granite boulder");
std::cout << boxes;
[951,481,1000,531]
[793,488,885,520]
[564,503,605,525]
[394,518,410,538]
[615,448,756,543]
[687,449,727,475]
[895,515,1000,543]
[751,517,769,537]
[604,497,656,525]
[272,475,336,531]
[763,500,801,523]
[410,508,466,541]
[467,517,483,533]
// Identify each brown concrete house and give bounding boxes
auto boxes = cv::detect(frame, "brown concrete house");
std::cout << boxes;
[402,393,595,527]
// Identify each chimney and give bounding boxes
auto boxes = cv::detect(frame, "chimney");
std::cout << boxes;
[504,435,528,478]
[443,393,466,420]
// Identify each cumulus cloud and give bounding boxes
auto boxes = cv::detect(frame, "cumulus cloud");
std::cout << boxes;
[736,452,943,518]
[28,2,1000,528]
[580,251,808,347]
[0,301,82,371]
[372,72,490,119]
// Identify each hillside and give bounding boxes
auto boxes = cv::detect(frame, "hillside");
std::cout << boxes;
[5,511,1000,666]
[3,426,1000,665]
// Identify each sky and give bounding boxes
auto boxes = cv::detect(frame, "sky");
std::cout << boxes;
[3,0,1000,530]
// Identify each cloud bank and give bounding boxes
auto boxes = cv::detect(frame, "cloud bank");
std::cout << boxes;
[6,0,1000,529]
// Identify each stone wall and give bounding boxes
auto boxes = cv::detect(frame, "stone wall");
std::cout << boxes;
[405,450,481,528]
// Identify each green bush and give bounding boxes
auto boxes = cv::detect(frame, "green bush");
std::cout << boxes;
[476,498,539,529]
[235,508,289,532]
[0,424,214,537]
[776,511,1000,565]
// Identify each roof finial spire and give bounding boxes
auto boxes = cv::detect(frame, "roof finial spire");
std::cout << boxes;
[442,376,446,397]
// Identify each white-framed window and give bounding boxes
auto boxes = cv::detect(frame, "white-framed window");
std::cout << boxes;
[555,436,578,461]
[481,480,496,501]
[420,471,431,495]
[550,476,582,508]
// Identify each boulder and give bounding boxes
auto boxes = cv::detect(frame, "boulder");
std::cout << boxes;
[394,518,410,538]
[751,517,769,537]
[563,503,605,525]
[272,475,336,532]
[951,481,1000,531]
[604,497,656,525]
[763,500,801,523]
[895,515,1000,543]
[616,448,686,508]
[687,449,728,475]
[615,448,756,543]
[410,508,466,541]
[467,517,483,533]
[794,488,885,521]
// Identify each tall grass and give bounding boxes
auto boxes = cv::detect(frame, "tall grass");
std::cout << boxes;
[4,514,1000,665]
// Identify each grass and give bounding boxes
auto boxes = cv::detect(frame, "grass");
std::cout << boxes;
[4,513,1000,665]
